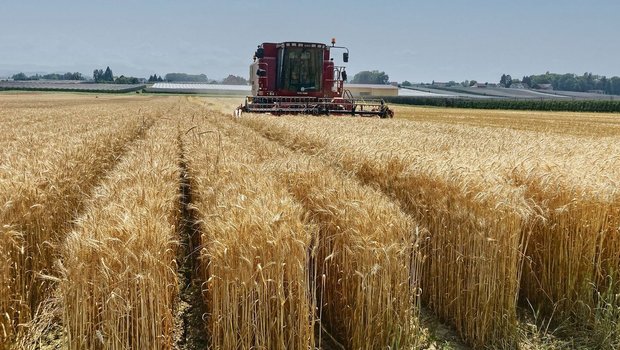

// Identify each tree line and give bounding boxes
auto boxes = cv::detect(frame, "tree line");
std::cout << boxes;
[149,73,248,84]
[147,73,248,85]
[163,73,208,82]
[11,72,84,81]
[148,74,164,82]
[500,72,620,95]
[400,72,620,96]
[93,67,142,84]
[11,68,250,85]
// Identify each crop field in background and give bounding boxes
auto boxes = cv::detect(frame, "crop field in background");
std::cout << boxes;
[145,83,250,95]
[0,81,145,93]
[1,93,619,349]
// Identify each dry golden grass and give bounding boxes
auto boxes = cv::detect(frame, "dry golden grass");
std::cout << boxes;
[241,115,527,348]
[0,93,162,111]
[4,94,619,349]
[278,159,420,349]
[184,100,421,349]
[0,95,177,348]
[396,107,620,328]
[393,105,620,137]
[184,111,316,349]
[56,119,182,349]
[239,106,620,348]
[191,96,241,115]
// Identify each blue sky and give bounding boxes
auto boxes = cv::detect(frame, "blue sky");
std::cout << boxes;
[0,0,618,83]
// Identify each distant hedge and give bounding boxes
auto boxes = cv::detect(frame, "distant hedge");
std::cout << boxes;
[381,96,620,113]
[0,85,145,94]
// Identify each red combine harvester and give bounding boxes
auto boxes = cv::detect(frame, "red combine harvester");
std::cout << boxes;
[235,39,393,118]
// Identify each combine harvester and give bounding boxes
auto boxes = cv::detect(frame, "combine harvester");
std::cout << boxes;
[236,39,393,118]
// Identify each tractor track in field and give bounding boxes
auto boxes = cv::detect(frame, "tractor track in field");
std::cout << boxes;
[173,144,209,350]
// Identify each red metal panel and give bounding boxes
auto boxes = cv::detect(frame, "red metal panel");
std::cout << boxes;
[264,57,277,93]
[262,43,278,57]
[256,43,278,95]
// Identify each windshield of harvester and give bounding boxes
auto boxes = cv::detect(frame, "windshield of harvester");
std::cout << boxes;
[278,47,323,92]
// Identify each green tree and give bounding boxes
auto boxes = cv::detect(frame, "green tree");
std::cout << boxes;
[164,73,208,82]
[500,74,513,88]
[350,70,389,84]
[598,76,608,91]
[12,72,28,80]
[114,75,140,84]
[93,69,103,82]
[558,74,578,91]
[93,67,114,82]
[42,72,84,80]
[221,74,248,85]
[401,80,412,87]
[103,67,114,82]
[148,74,164,83]
[610,77,620,95]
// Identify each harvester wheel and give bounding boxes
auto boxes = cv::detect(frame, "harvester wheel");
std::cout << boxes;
[381,107,394,118]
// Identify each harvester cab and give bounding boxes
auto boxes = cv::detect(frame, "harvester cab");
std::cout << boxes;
[234,39,393,118]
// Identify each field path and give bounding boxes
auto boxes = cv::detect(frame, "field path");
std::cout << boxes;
[173,134,210,350]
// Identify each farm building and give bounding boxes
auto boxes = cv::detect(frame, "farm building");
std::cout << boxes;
[344,83,399,97]
[473,83,498,88]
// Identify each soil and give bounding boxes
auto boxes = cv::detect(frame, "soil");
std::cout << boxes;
[173,155,209,350]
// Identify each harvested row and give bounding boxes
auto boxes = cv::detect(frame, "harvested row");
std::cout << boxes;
[56,119,182,349]
[240,115,531,348]
[185,105,420,349]
[0,101,173,348]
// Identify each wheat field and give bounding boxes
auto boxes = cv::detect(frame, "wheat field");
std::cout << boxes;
[1,94,619,349]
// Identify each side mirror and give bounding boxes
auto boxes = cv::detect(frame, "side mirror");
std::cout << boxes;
[343,52,349,62]
[256,69,267,77]
[255,47,265,59]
